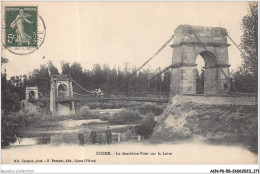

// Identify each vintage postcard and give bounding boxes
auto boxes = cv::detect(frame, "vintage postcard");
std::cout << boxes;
[1,1,258,171]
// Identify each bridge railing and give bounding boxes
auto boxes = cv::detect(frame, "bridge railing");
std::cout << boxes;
[103,92,169,99]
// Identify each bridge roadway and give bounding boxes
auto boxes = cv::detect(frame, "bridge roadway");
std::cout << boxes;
[28,97,169,103]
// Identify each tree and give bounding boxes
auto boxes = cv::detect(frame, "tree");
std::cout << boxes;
[25,65,51,97]
[1,58,21,113]
[234,2,258,93]
[241,2,258,77]
[196,69,203,94]
[71,62,83,82]
[47,60,59,75]
[92,64,105,89]
[1,57,8,65]
[9,75,26,100]
[200,69,205,92]
[61,61,71,75]
[232,67,257,93]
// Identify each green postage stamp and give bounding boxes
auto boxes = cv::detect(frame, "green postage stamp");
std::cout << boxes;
[5,6,38,47]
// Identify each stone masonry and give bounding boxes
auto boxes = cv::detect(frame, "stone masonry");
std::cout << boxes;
[25,86,39,100]
[169,25,231,99]
[50,74,75,116]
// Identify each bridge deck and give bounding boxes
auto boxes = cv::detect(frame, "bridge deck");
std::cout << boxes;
[29,97,169,103]
[76,97,169,103]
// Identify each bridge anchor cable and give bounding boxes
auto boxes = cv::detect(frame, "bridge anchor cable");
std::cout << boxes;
[106,34,175,92]
[70,77,94,94]
[191,30,239,92]
[126,65,172,93]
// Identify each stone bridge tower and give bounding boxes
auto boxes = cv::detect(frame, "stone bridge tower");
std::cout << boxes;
[25,86,39,100]
[170,25,231,98]
[50,74,75,116]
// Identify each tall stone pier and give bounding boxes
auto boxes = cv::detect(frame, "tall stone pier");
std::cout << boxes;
[50,74,75,116]
[169,25,231,99]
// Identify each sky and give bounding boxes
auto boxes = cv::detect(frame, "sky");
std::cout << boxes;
[2,1,250,78]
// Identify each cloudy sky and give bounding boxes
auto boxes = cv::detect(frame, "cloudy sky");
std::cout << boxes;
[2,1,250,78]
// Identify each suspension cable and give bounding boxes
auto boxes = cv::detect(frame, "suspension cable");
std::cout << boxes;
[191,30,239,92]
[106,34,174,92]
[70,77,93,94]
[191,30,209,52]
[29,91,36,99]
[38,91,46,98]
[126,65,172,93]
[227,34,246,58]
[218,67,239,92]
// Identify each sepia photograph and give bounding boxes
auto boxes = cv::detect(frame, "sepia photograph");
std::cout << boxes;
[1,1,258,172]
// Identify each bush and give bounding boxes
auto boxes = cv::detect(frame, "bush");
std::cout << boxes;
[108,109,142,125]
[1,111,17,146]
[85,102,101,109]
[99,113,110,121]
[121,127,138,141]
[114,101,127,109]
[101,102,114,109]
[56,115,75,121]
[135,112,157,139]
[77,106,99,119]
[1,109,58,147]
[7,108,58,128]
[2,88,21,113]
[83,101,128,110]
[127,101,142,110]
[138,102,164,115]
[83,103,101,109]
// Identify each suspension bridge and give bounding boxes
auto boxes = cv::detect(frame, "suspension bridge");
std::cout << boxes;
[26,25,246,116]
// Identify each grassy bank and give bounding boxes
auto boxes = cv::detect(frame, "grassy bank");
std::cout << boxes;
[151,102,258,154]
[1,108,60,146]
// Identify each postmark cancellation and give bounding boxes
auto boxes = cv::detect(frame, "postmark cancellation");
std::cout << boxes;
[2,5,46,55]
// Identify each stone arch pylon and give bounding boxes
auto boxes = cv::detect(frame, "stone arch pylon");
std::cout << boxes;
[25,86,39,100]
[50,74,75,116]
[170,25,231,97]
